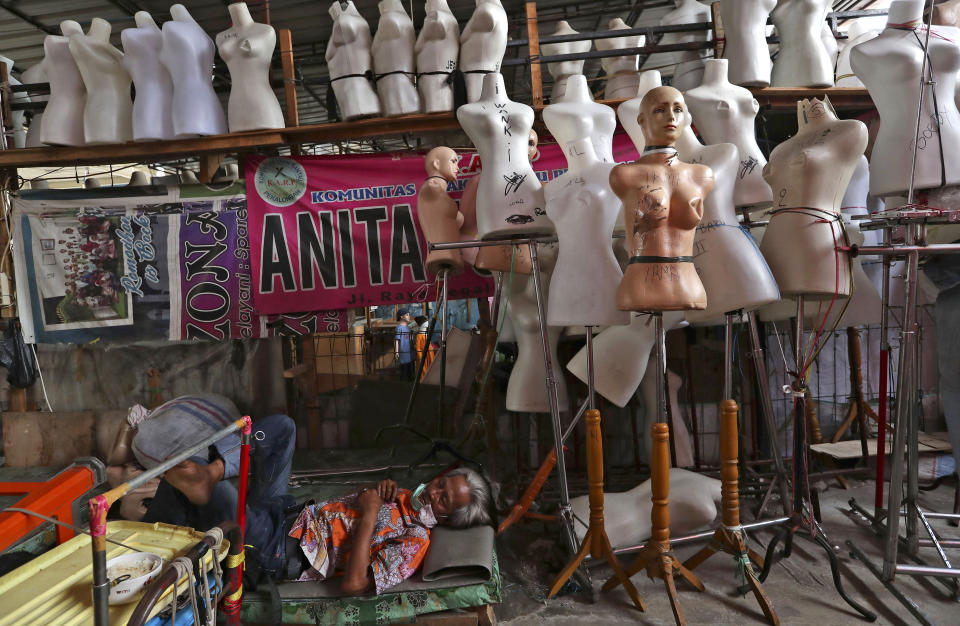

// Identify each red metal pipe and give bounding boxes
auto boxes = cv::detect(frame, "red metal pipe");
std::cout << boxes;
[224,415,252,625]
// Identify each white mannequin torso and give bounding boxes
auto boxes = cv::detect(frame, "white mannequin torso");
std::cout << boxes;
[542,21,590,101]
[326,1,381,120]
[836,156,883,327]
[822,21,840,74]
[759,98,867,298]
[415,0,459,113]
[459,0,508,103]
[719,0,776,87]
[596,18,643,100]
[160,4,228,137]
[42,21,86,146]
[216,2,285,132]
[22,61,46,148]
[456,73,551,238]
[835,22,879,88]
[684,59,773,208]
[372,0,420,116]
[0,57,29,148]
[122,12,175,141]
[851,2,960,196]
[771,0,834,88]
[550,74,616,163]
[68,18,133,144]
[643,0,712,92]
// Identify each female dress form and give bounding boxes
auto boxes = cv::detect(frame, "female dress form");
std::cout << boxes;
[372,0,420,117]
[459,0,508,104]
[0,57,29,149]
[551,74,616,163]
[415,0,459,114]
[418,147,464,276]
[835,155,883,327]
[851,0,960,197]
[759,97,867,298]
[326,1,381,120]
[770,0,834,88]
[596,18,643,100]
[542,21,590,101]
[216,2,285,132]
[835,20,880,88]
[614,86,713,312]
[42,21,86,146]
[22,61,46,148]
[616,71,665,155]
[685,59,773,209]
[68,18,133,145]
[643,0,712,92]
[719,0,776,87]
[122,12,175,141]
[675,113,780,323]
[457,73,551,239]
[160,4,228,137]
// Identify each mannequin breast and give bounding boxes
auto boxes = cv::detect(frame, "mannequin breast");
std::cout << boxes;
[543,101,616,163]
[42,36,86,146]
[545,165,629,327]
[161,22,227,137]
[372,11,419,117]
[217,24,285,132]
[459,3,508,102]
[771,0,833,88]
[719,0,776,87]
[415,13,459,113]
[122,28,174,141]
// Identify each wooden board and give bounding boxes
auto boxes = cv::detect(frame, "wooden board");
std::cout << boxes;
[811,432,951,460]
[1,411,95,467]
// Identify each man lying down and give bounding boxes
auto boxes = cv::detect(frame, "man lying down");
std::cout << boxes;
[289,470,492,595]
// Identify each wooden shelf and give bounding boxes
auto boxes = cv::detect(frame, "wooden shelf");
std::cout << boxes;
[749,87,873,111]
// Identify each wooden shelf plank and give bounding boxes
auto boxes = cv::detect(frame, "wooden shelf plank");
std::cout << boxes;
[749,87,873,110]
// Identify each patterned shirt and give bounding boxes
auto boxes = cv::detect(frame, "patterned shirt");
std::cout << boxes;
[288,489,431,594]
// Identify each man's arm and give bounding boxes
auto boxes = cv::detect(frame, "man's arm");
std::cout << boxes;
[341,489,383,595]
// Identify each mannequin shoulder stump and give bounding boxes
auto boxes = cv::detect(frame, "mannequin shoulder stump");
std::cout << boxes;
[419,179,451,199]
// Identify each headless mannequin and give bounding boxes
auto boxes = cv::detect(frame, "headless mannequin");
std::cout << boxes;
[127,170,151,186]
[835,158,883,327]
[613,86,713,312]
[122,12,175,141]
[644,0,712,92]
[326,1,381,120]
[673,113,780,323]
[685,59,772,209]
[68,18,133,144]
[181,170,200,184]
[418,147,464,276]
[216,2,285,132]
[372,0,420,117]
[835,19,879,88]
[542,21,590,101]
[552,74,616,163]
[161,4,228,137]
[506,243,568,412]
[415,0,459,113]
[459,0,508,103]
[596,18,643,100]
[851,0,960,196]
[0,57,29,148]
[42,21,86,146]
[640,365,694,466]
[771,0,834,88]
[457,73,551,239]
[719,0,776,87]
[760,98,867,298]
[22,61,46,148]
[822,21,840,74]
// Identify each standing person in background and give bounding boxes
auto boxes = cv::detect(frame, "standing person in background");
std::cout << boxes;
[394,309,414,380]
[414,315,436,379]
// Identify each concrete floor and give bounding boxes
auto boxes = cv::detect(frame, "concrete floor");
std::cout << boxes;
[494,479,959,626]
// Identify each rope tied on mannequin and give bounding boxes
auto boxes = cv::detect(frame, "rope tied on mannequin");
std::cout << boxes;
[627,255,693,264]
[325,70,376,122]
[374,70,416,83]
[416,68,469,111]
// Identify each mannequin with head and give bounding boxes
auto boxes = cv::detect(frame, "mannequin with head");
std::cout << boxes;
[457,73,551,239]
[851,0,960,197]
[835,19,880,87]
[122,12,175,141]
[642,0,712,92]
[459,0,508,103]
[415,0,459,113]
[613,86,713,312]
[216,2,285,131]
[759,97,867,298]
[595,18,643,100]
[770,0,833,87]
[68,18,133,144]
[0,57,29,148]
[543,77,629,327]
[22,61,46,148]
[161,4,228,137]
[505,242,567,413]
[327,1,381,120]
[684,59,772,209]
[372,0,420,116]
[719,0,776,87]
[541,21,590,101]
[616,70,664,238]
[418,147,464,276]
[42,21,86,146]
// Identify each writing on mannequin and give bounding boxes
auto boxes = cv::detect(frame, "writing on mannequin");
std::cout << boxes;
[327,1,381,120]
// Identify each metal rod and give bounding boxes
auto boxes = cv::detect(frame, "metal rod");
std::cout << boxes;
[724,312,735,401]
[586,327,595,412]
[438,269,449,434]
[654,313,665,425]
[854,243,960,255]
[917,507,953,571]
[906,511,960,520]
[430,236,557,251]
[906,5,936,207]
[919,539,960,548]
[795,295,805,375]
[608,516,791,557]
[896,564,960,577]
[876,248,891,516]
[490,271,505,328]
[561,397,589,444]
[847,540,936,626]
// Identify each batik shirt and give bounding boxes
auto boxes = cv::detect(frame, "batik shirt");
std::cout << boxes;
[288,489,431,594]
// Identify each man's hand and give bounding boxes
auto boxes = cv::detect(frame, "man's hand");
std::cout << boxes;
[358,488,384,516]
[376,479,399,502]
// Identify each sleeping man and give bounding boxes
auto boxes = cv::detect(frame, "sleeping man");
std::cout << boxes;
[288,468,492,595]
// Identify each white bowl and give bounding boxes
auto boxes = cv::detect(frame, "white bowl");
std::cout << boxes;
[106,552,164,605]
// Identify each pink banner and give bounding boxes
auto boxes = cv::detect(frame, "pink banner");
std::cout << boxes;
[246,134,639,315]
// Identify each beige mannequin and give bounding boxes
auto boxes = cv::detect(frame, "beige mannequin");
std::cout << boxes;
[759,98,867,298]
[613,86,713,312]
[418,147,464,276]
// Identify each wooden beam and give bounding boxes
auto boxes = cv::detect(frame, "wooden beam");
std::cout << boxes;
[198,152,225,183]
[525,2,543,109]
[279,29,299,128]
[711,2,724,59]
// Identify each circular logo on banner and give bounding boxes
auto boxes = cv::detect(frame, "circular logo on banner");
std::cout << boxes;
[254,157,307,207]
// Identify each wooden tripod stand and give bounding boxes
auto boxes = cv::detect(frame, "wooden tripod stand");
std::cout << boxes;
[547,408,644,610]
[682,399,779,625]
[602,422,704,625]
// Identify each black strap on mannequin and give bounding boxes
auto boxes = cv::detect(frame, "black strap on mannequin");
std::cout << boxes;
[628,255,694,264]
[325,70,376,122]
[424,175,449,184]
[415,69,468,112]
[374,70,416,83]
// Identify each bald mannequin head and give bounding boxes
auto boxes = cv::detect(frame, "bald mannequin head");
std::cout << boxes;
[528,128,538,161]
[425,146,459,181]
[637,86,687,147]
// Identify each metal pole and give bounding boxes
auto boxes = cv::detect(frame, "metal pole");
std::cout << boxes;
[586,327,595,412]
[876,248,891,516]
[491,271,505,328]
[724,312,735,401]
[438,269,449,434]
[607,515,791,558]
[430,236,557,251]
[795,296,805,377]
[905,246,921,557]
[654,313,666,425]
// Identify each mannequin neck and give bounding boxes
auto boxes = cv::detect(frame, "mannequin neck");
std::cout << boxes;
[558,75,591,103]
[479,73,509,103]
[88,17,112,41]
[887,1,925,27]
[563,138,599,172]
[476,0,502,7]
[134,11,159,30]
[60,20,83,37]
[701,59,728,85]
[170,4,197,24]
[425,0,451,14]
[554,20,577,36]
[379,0,405,15]
[229,3,255,27]
[608,17,628,31]
[641,144,679,159]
